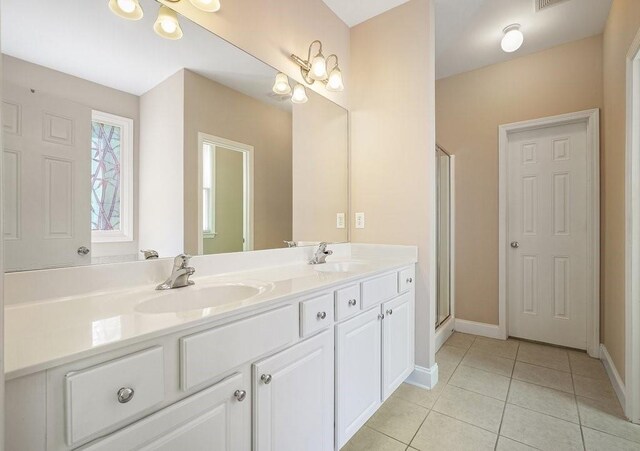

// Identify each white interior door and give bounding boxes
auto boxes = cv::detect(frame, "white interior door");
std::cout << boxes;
[507,121,589,349]
[2,83,91,271]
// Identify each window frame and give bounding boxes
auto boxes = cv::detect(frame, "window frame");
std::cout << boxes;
[90,110,134,243]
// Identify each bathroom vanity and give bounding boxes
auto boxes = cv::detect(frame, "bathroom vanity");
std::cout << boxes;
[4,244,416,450]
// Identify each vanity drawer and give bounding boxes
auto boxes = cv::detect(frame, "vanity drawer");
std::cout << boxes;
[300,293,334,337]
[180,305,298,391]
[65,347,165,447]
[335,284,361,321]
[361,273,398,310]
[398,266,415,293]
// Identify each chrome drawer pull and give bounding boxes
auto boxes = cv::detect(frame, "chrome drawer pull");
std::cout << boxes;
[317,311,327,320]
[348,299,357,306]
[261,374,272,384]
[117,387,135,404]
[234,389,247,402]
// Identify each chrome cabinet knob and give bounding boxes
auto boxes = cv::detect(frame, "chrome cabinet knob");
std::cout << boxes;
[77,246,90,256]
[234,389,247,402]
[348,299,357,306]
[378,313,385,320]
[317,311,327,320]
[117,387,134,404]
[511,241,520,249]
[406,277,413,284]
[261,374,272,384]
[386,309,393,315]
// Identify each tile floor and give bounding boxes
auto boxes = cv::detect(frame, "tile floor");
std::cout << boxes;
[341,333,640,451]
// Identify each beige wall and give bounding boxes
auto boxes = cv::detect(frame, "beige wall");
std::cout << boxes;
[436,35,604,325]
[159,0,349,109]
[183,70,292,254]
[351,0,436,368]
[2,55,141,259]
[602,0,640,381]
[292,90,348,243]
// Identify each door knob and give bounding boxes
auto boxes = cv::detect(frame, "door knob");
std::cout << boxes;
[77,246,90,256]
[510,241,520,249]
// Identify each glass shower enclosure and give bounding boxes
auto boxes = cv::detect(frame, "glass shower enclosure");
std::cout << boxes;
[436,146,452,328]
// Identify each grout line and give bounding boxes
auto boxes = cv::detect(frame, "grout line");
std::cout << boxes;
[495,371,514,450]
[362,425,411,447]
[429,409,500,436]
[406,409,431,448]
[581,425,640,447]
[505,397,581,426]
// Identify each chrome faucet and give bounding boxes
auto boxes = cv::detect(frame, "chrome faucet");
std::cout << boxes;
[309,242,333,265]
[156,254,195,290]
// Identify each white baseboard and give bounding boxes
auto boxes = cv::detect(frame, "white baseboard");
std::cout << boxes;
[435,316,455,352]
[601,344,626,411]
[455,319,503,339]
[405,364,439,390]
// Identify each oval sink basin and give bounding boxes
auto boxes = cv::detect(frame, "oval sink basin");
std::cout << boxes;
[135,282,270,314]
[313,261,370,273]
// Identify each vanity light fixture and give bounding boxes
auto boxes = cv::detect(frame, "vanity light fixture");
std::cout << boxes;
[291,84,309,104]
[189,0,221,12]
[154,5,184,40]
[501,24,524,53]
[291,40,344,92]
[108,0,144,20]
[272,73,292,95]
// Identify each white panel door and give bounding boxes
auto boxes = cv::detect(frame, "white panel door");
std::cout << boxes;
[507,121,589,349]
[2,83,91,271]
[335,308,382,448]
[382,293,414,399]
[253,330,333,451]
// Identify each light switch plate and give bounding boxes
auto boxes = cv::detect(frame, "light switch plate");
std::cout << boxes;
[336,213,345,229]
[355,212,365,229]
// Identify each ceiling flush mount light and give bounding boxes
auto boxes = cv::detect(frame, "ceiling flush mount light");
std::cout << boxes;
[108,0,144,20]
[272,73,292,95]
[189,0,221,12]
[291,84,309,104]
[501,24,524,53]
[291,40,345,92]
[154,5,183,40]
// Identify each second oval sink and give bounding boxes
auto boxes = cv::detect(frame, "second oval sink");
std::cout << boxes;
[135,282,271,314]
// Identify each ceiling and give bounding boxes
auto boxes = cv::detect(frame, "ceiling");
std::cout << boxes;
[1,0,287,108]
[322,0,410,27]
[436,0,612,80]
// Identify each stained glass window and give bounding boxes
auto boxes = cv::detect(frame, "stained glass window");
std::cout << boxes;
[91,121,121,231]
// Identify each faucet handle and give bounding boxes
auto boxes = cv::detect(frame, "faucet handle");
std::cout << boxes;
[174,254,192,269]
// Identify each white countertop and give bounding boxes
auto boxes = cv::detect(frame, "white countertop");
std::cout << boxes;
[5,247,416,380]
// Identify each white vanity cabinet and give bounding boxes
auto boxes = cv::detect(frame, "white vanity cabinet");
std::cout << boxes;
[253,329,334,451]
[382,292,414,399]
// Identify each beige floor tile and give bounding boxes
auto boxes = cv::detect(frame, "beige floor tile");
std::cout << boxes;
[573,374,618,402]
[392,382,442,410]
[410,411,497,451]
[496,436,538,450]
[448,364,511,400]
[500,404,584,450]
[507,379,579,423]
[516,342,570,372]
[577,396,640,444]
[470,337,519,359]
[341,426,407,451]
[582,427,640,451]
[436,345,467,366]
[461,348,516,377]
[432,385,505,433]
[512,361,574,393]
[366,396,429,444]
[568,352,608,381]
[444,332,476,350]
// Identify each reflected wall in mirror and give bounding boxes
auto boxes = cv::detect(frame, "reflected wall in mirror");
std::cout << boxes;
[1,0,349,272]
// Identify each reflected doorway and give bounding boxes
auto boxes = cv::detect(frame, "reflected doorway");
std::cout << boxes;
[436,145,452,328]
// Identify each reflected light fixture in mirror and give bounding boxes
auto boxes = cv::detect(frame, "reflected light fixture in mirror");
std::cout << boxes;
[272,73,292,95]
[108,0,144,20]
[501,24,524,53]
[189,0,221,12]
[291,84,309,104]
[291,40,344,92]
[154,5,183,40]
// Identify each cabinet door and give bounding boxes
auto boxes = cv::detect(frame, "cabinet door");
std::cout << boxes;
[382,293,414,399]
[253,330,334,451]
[335,308,382,449]
[80,372,249,451]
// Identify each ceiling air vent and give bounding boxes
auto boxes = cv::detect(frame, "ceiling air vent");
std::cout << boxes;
[535,0,569,12]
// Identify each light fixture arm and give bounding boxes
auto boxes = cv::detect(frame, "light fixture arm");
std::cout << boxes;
[291,40,324,85]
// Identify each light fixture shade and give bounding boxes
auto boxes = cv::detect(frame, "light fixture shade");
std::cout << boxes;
[310,53,328,81]
[154,5,183,40]
[291,84,309,104]
[326,67,344,92]
[108,0,144,20]
[189,0,221,12]
[501,24,523,53]
[272,73,292,95]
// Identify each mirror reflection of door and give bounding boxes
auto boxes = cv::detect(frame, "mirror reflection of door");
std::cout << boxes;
[200,134,253,255]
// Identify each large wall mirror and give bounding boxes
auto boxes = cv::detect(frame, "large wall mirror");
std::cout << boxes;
[1,0,349,272]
